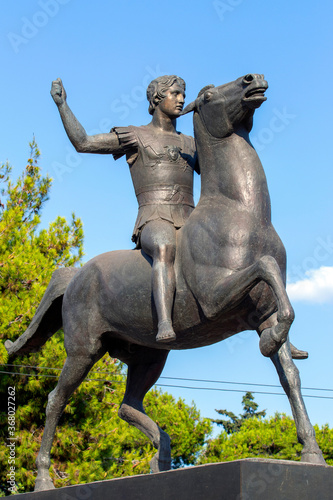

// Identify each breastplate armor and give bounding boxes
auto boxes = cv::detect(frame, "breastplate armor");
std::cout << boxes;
[128,125,197,203]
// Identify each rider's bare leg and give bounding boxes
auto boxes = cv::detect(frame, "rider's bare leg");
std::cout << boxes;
[140,220,177,342]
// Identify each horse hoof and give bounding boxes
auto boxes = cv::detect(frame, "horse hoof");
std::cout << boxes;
[4,339,14,354]
[156,321,176,343]
[301,451,326,465]
[259,328,282,357]
[150,454,171,473]
[34,476,55,491]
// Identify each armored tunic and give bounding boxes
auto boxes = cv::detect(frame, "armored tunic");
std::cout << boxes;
[112,125,198,245]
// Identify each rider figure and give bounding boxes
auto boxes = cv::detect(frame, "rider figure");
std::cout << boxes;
[51,75,199,343]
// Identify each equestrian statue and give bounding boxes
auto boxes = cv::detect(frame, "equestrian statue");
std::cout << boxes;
[5,73,325,492]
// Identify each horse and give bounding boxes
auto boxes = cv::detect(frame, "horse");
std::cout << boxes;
[5,73,325,491]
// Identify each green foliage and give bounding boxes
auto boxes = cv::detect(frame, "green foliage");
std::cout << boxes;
[0,142,212,495]
[199,413,302,464]
[144,389,211,469]
[0,141,84,494]
[0,139,83,362]
[199,394,333,466]
[315,423,333,466]
[1,339,212,494]
[212,391,266,434]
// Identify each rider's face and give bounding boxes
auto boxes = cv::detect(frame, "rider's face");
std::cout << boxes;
[158,84,185,118]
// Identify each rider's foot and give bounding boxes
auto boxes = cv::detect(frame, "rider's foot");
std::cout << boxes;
[290,343,308,360]
[156,320,176,343]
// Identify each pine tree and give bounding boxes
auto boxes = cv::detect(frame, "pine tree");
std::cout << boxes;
[211,391,266,434]
[0,138,83,363]
[0,142,212,495]
[199,394,333,465]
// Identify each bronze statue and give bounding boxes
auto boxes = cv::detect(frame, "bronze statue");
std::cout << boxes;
[5,74,325,492]
[50,75,198,343]
[49,75,306,356]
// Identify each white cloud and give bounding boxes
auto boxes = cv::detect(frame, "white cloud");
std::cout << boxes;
[287,266,333,303]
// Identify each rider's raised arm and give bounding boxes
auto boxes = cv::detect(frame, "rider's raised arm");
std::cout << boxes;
[51,78,120,154]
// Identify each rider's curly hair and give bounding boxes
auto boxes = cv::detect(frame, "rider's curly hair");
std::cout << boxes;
[147,75,185,115]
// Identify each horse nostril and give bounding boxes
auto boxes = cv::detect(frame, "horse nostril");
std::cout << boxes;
[243,74,254,84]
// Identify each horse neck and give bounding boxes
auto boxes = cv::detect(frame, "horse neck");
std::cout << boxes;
[195,121,271,220]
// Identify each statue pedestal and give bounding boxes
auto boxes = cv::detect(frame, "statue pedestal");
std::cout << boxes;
[18,458,333,499]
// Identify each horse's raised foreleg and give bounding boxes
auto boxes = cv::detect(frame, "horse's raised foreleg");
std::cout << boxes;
[35,350,105,491]
[203,255,294,356]
[118,348,170,473]
[270,340,326,464]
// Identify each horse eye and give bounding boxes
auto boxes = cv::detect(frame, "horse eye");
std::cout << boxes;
[204,91,213,101]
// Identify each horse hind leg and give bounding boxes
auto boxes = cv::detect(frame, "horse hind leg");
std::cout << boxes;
[270,339,325,465]
[35,345,106,491]
[118,348,170,473]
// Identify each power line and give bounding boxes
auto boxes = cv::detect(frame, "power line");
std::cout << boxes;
[0,370,124,384]
[160,376,333,393]
[157,384,333,400]
[2,364,333,393]
[1,369,333,400]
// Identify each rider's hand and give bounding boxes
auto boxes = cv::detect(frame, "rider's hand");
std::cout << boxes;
[51,78,67,106]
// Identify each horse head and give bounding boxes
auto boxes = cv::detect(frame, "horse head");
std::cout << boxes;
[183,74,268,138]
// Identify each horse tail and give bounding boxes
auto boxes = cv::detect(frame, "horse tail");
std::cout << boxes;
[4,267,78,358]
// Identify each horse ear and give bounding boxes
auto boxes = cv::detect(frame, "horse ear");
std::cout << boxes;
[181,101,196,115]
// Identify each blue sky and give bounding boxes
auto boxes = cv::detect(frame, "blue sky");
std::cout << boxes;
[1,0,333,433]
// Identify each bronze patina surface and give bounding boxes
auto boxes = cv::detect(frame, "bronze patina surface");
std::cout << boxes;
[5,74,325,492]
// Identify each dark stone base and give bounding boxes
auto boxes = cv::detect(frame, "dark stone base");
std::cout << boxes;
[17,459,333,499]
